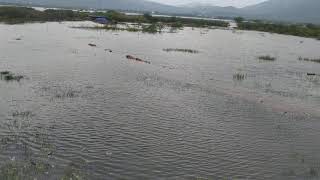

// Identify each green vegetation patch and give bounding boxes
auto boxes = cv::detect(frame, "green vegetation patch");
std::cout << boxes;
[81,23,165,34]
[99,11,229,28]
[0,160,51,180]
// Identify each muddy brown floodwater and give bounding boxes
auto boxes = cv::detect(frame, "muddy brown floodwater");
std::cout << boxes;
[0,21,320,179]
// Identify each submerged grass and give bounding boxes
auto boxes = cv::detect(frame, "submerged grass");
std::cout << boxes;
[163,48,199,53]
[12,111,35,119]
[54,89,79,99]
[258,55,276,61]
[0,161,51,180]
[61,163,87,180]
[101,24,140,32]
[299,56,320,63]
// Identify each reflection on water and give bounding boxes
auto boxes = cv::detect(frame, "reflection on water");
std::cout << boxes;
[0,21,320,179]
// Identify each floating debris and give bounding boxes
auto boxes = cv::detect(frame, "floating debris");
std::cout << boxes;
[126,55,151,64]
[88,43,97,47]
[105,49,113,53]
[307,73,317,76]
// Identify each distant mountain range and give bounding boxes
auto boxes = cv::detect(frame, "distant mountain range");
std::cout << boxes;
[1,0,319,24]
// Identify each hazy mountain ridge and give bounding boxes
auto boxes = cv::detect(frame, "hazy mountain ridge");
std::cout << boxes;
[0,0,319,24]
[241,0,320,23]
[0,0,184,13]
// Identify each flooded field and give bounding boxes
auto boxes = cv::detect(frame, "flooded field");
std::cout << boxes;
[0,21,320,179]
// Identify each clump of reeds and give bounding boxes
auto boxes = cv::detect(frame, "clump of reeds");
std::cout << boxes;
[54,89,79,99]
[258,55,276,61]
[233,73,247,81]
[163,48,199,53]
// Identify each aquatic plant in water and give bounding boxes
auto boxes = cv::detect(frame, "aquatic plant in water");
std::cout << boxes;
[163,48,199,53]
[12,111,35,118]
[233,73,247,81]
[299,56,320,63]
[54,89,79,99]
[0,71,24,82]
[258,55,276,61]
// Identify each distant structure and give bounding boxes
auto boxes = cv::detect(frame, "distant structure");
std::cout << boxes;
[89,16,110,24]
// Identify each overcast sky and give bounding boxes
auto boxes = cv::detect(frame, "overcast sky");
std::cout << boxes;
[147,0,268,7]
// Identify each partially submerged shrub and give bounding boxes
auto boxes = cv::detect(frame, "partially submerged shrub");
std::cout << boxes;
[163,48,199,53]
[0,71,10,75]
[0,71,24,82]
[142,23,163,33]
[170,22,183,29]
[258,55,276,61]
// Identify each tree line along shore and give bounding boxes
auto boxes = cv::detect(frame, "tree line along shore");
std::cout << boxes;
[0,6,319,39]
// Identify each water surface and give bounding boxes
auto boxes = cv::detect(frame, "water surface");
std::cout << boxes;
[0,22,320,179]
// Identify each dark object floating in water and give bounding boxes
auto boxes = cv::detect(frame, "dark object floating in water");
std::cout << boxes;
[126,55,151,64]
[105,49,113,53]
[307,73,316,76]
[15,38,22,40]
[88,43,97,47]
